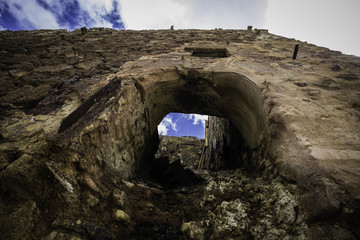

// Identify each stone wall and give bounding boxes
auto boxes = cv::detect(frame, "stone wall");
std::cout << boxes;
[155,136,203,168]
[204,116,249,170]
[0,28,359,239]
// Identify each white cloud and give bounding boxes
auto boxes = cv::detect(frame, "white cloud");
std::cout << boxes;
[6,0,61,29]
[182,114,208,127]
[2,0,124,30]
[119,0,186,29]
[119,0,267,30]
[264,0,360,56]
[158,116,178,135]
[77,0,119,28]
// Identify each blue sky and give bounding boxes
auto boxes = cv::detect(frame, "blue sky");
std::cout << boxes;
[1,0,360,138]
[0,0,124,30]
[158,113,208,138]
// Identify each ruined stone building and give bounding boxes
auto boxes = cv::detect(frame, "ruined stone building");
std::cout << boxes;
[0,28,359,239]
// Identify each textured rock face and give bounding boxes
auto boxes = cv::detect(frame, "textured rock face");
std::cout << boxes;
[0,28,359,239]
[155,136,203,168]
[205,116,249,170]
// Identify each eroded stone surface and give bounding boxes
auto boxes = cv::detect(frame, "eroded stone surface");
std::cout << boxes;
[205,116,248,170]
[0,28,359,239]
[155,136,203,168]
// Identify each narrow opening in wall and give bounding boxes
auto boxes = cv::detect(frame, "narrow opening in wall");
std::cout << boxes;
[184,46,230,58]
[156,112,208,168]
[149,113,250,189]
[150,113,208,189]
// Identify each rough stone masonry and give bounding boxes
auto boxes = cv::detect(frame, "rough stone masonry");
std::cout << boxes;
[0,28,359,239]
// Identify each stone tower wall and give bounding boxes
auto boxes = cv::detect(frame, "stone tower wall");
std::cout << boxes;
[0,28,359,239]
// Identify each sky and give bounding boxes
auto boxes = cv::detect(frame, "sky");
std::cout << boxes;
[1,0,359,138]
[158,113,208,138]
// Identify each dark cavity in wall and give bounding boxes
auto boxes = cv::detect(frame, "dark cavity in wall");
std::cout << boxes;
[184,46,230,58]
[141,115,250,189]
[204,116,251,170]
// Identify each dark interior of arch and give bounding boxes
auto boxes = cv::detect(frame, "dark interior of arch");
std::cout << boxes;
[153,70,265,144]
[125,69,268,188]
[56,68,267,187]
[149,114,254,189]
[139,112,249,188]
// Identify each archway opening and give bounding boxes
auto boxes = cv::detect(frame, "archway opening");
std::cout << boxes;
[58,68,268,184]
[156,112,207,169]
[133,69,268,189]
[149,113,207,189]
[54,67,292,239]
[144,111,252,189]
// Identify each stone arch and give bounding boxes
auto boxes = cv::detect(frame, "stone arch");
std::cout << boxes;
[144,69,266,147]
[58,66,268,178]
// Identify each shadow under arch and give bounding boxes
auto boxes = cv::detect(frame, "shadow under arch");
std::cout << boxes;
[57,67,268,177]
[137,68,268,174]
[145,69,266,143]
